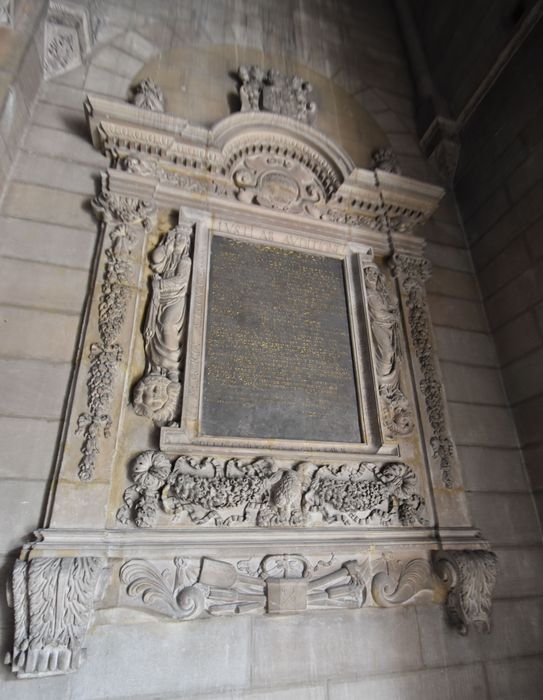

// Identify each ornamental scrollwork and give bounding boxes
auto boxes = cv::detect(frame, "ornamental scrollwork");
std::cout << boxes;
[76,180,157,481]
[363,264,413,438]
[238,66,317,124]
[117,451,427,529]
[6,557,108,678]
[391,253,455,488]
[434,550,497,635]
[233,152,326,216]
[132,221,193,426]
[120,554,367,618]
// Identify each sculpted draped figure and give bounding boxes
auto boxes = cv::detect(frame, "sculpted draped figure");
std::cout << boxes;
[364,265,413,438]
[132,223,193,425]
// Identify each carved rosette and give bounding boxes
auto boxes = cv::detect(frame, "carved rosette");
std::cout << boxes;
[117,451,427,529]
[76,178,157,480]
[363,263,413,438]
[434,550,497,635]
[6,557,107,678]
[132,220,194,426]
[391,253,455,488]
[120,554,367,618]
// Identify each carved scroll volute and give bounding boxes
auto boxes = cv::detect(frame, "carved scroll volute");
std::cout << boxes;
[362,262,414,441]
[131,219,194,426]
[389,252,474,528]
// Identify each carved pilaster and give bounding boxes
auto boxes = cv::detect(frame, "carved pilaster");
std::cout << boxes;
[390,252,455,488]
[434,550,497,635]
[132,219,194,426]
[6,557,108,678]
[76,177,157,481]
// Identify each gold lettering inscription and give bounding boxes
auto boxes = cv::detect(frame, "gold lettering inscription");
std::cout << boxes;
[202,236,362,442]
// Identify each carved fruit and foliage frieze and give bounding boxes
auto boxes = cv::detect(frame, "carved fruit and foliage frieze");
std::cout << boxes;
[434,550,498,635]
[6,557,107,678]
[391,253,455,488]
[132,221,193,426]
[121,554,367,618]
[238,66,317,124]
[117,451,428,529]
[76,180,157,481]
[363,264,413,438]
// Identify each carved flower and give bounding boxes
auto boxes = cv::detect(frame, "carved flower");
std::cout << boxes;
[132,451,172,491]
[376,463,416,499]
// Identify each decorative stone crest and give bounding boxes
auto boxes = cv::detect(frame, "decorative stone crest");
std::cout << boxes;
[132,78,165,113]
[132,221,193,426]
[5,557,107,678]
[434,550,497,634]
[391,253,455,488]
[120,554,367,618]
[76,178,157,480]
[363,264,413,438]
[238,66,317,124]
[117,452,427,529]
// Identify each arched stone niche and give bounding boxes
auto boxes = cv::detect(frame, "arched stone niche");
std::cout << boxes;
[5,65,496,679]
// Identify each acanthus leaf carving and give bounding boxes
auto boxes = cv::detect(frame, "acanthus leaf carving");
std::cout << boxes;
[238,66,317,124]
[117,452,428,529]
[363,264,413,438]
[434,550,497,635]
[391,253,455,488]
[6,557,108,678]
[120,554,367,618]
[132,221,193,426]
[76,180,157,481]
[371,558,435,607]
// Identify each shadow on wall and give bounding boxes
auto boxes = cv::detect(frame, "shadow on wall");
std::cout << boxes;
[125,44,389,168]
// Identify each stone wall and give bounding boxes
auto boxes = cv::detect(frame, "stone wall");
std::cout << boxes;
[0,1,542,698]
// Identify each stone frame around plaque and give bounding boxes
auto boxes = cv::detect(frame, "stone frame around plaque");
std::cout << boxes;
[160,208,400,461]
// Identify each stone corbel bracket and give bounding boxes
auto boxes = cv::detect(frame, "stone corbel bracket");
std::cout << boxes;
[84,95,444,241]
[5,556,109,678]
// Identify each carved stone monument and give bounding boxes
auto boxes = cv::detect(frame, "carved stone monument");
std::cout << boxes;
[5,69,496,679]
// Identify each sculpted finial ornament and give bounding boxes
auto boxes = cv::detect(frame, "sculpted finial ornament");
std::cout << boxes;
[238,65,317,124]
[132,222,193,426]
[372,147,402,174]
[132,78,165,113]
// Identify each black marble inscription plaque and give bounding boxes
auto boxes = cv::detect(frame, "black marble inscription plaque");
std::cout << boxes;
[202,236,362,442]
